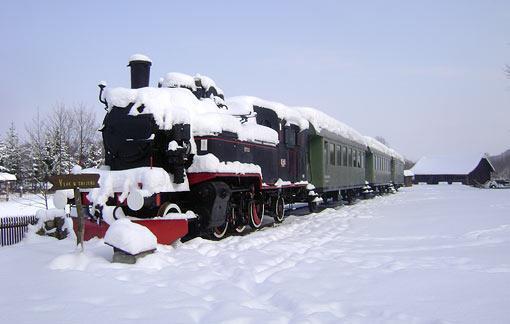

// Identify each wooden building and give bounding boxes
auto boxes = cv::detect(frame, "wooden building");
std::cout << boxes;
[0,172,16,201]
[404,170,414,187]
[411,155,495,186]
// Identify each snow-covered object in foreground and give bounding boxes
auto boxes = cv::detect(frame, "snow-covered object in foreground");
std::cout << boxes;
[4,185,510,323]
[104,219,157,255]
[53,189,74,210]
[35,208,66,223]
[101,206,127,225]
[227,96,309,130]
[79,167,189,206]
[188,154,262,175]
[296,106,366,146]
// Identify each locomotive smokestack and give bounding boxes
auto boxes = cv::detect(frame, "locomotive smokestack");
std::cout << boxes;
[128,54,152,89]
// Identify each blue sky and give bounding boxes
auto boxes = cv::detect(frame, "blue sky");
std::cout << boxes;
[0,0,509,159]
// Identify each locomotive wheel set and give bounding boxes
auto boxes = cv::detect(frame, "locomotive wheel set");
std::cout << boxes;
[58,54,405,244]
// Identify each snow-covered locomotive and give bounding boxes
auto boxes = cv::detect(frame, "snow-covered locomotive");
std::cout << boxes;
[62,54,404,243]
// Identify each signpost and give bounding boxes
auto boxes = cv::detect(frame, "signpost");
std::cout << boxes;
[48,174,100,251]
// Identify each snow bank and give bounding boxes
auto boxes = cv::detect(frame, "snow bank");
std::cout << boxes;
[2,185,510,323]
[227,96,309,130]
[35,208,66,223]
[296,106,366,146]
[104,219,157,255]
[79,167,189,206]
[188,154,261,175]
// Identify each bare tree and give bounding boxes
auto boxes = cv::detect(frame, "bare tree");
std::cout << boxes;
[71,103,99,166]
[374,136,389,146]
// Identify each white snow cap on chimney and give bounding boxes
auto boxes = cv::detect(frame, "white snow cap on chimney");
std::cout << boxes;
[129,53,152,63]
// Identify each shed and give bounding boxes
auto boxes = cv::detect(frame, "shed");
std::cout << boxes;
[404,169,414,187]
[0,172,17,201]
[410,155,495,186]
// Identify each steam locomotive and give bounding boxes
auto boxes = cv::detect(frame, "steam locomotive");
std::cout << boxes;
[69,54,404,242]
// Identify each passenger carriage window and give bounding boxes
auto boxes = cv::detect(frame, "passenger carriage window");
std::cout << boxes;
[348,148,352,167]
[324,141,328,167]
[358,152,361,168]
[342,147,347,166]
[336,145,341,166]
[329,143,335,165]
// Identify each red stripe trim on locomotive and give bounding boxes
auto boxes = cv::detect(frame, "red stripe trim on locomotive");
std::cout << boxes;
[187,172,262,188]
[261,183,308,190]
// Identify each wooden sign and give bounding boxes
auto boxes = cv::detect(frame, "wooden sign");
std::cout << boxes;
[48,173,100,252]
[48,174,100,190]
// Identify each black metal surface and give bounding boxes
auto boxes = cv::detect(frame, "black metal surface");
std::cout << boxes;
[128,60,152,89]
[190,181,231,228]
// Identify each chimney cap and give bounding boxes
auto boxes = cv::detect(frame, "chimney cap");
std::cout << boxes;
[128,54,152,65]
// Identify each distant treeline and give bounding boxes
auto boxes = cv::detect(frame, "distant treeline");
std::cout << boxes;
[489,149,510,179]
[0,103,103,192]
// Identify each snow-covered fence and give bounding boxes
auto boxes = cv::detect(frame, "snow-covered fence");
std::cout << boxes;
[0,216,38,246]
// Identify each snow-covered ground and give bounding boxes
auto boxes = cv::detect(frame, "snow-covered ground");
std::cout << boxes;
[0,194,53,218]
[1,184,509,324]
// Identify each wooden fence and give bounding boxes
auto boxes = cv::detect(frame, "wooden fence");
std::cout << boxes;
[0,216,38,246]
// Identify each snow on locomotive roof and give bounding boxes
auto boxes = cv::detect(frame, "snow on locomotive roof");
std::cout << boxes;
[161,72,196,90]
[226,96,309,130]
[160,73,225,96]
[196,74,221,93]
[296,107,366,147]
[364,136,404,161]
[103,87,279,145]
[128,53,152,63]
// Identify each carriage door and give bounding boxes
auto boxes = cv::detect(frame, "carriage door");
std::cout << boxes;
[285,126,298,182]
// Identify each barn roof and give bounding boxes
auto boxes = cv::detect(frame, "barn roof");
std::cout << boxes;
[411,155,495,175]
[0,172,16,181]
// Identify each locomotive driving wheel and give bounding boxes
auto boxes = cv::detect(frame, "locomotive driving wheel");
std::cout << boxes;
[211,221,229,240]
[228,205,246,234]
[273,196,285,223]
[248,200,265,229]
